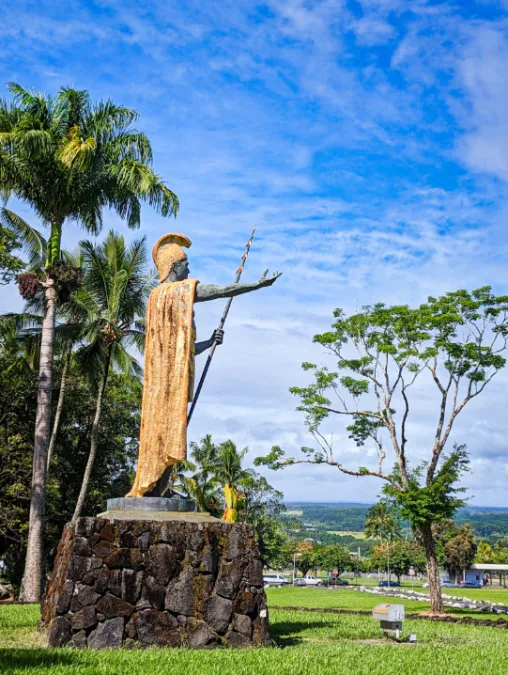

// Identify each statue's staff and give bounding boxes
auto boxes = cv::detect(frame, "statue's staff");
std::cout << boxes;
[187,225,257,423]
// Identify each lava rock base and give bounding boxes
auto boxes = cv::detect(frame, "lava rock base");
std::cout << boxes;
[41,517,270,649]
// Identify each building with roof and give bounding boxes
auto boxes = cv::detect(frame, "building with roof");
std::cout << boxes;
[464,564,508,587]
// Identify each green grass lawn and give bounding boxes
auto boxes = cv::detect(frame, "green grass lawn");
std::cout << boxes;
[267,585,508,619]
[267,586,430,613]
[2,603,508,675]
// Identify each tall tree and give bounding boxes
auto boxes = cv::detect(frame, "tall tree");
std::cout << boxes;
[256,287,508,612]
[476,541,494,563]
[444,525,477,582]
[364,503,400,583]
[318,544,352,577]
[237,473,288,567]
[371,540,426,583]
[70,231,150,522]
[186,435,222,514]
[0,351,141,590]
[0,83,178,601]
[364,503,399,541]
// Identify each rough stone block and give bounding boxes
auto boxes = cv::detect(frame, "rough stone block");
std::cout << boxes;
[135,609,179,646]
[71,606,98,631]
[41,518,270,649]
[48,616,71,647]
[88,617,124,649]
[121,569,142,604]
[96,592,135,619]
[71,630,88,648]
[67,556,91,582]
[107,569,122,596]
[94,568,111,594]
[207,594,233,634]
[226,631,253,648]
[138,576,165,610]
[232,612,252,637]
[55,580,74,615]
[145,544,175,585]
[188,621,219,648]
[70,584,100,612]
[215,558,246,600]
[165,566,195,616]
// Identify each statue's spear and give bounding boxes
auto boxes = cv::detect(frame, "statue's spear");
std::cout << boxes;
[187,225,257,423]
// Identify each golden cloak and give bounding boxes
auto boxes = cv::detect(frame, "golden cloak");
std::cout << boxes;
[127,279,198,497]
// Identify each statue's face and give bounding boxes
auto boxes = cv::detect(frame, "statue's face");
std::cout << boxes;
[172,259,190,280]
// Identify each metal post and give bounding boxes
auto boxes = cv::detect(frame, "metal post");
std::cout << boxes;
[187,226,256,424]
[387,535,391,586]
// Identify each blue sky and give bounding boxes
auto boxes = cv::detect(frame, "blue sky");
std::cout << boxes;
[2,0,508,505]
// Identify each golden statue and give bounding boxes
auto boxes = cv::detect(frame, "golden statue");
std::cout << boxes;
[127,233,280,498]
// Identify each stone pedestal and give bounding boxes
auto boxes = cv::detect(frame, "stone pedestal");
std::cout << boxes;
[41,516,270,649]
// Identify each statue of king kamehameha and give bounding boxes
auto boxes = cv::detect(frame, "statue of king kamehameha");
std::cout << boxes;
[127,233,280,498]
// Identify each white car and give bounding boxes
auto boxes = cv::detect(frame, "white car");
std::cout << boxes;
[299,575,323,586]
[263,574,287,587]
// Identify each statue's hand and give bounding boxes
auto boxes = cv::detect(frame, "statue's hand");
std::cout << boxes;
[259,269,282,287]
[212,329,224,345]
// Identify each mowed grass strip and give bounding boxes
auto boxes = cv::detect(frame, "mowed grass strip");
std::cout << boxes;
[2,604,508,675]
[267,586,430,613]
[267,585,508,620]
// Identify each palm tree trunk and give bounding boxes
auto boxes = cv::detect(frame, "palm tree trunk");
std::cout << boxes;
[47,340,73,472]
[420,523,444,613]
[71,350,111,523]
[19,279,58,603]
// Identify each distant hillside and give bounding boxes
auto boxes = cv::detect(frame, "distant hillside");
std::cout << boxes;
[284,502,508,542]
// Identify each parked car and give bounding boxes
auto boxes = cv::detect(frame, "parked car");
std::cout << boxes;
[327,575,349,586]
[422,580,457,588]
[263,574,287,587]
[295,575,323,586]
[459,581,482,589]
[379,580,400,587]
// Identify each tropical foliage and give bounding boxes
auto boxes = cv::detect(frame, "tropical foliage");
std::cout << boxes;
[0,342,141,590]
[0,82,179,601]
[256,287,508,612]
[68,231,152,521]
[174,435,289,567]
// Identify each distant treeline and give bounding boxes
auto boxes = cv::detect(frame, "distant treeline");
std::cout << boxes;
[455,510,508,540]
[284,502,508,543]
[283,503,370,532]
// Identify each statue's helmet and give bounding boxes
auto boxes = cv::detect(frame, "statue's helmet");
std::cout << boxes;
[152,233,192,282]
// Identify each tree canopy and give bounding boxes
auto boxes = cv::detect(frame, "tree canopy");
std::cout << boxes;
[256,287,508,613]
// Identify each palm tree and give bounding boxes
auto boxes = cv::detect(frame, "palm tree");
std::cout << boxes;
[187,436,222,515]
[364,502,400,584]
[182,473,222,516]
[162,459,196,497]
[189,434,218,474]
[69,231,151,521]
[0,83,178,601]
[2,223,84,472]
[0,312,42,373]
[214,440,252,523]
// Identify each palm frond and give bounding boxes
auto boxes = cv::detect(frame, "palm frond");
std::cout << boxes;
[7,83,50,113]
[57,125,96,171]
[0,208,46,268]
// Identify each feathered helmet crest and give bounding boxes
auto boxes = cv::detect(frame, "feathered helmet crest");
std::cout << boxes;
[152,233,192,282]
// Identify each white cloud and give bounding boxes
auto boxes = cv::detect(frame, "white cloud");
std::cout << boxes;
[456,24,508,182]
[1,0,508,505]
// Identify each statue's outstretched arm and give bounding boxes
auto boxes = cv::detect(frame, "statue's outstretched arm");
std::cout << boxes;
[195,271,281,303]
